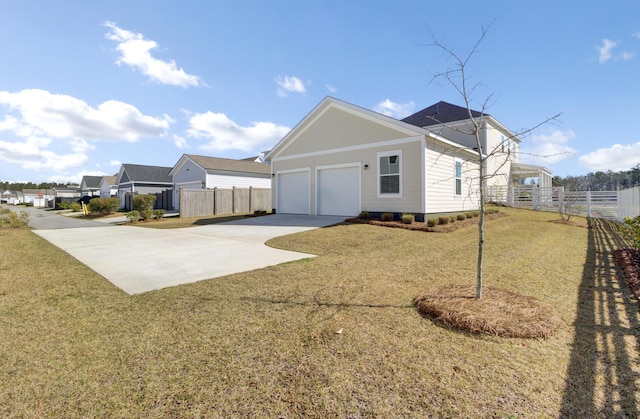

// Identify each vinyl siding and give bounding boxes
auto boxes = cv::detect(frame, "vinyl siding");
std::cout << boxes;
[424,140,480,214]
[272,137,424,215]
[173,159,206,184]
[280,106,416,156]
[206,174,271,189]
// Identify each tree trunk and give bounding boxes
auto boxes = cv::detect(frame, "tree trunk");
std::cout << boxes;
[476,153,485,300]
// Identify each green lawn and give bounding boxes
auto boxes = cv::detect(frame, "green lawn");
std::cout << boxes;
[1,208,639,417]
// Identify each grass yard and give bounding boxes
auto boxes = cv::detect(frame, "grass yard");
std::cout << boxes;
[1,208,639,417]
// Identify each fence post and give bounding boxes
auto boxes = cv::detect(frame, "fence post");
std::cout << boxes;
[249,186,253,212]
[533,186,539,210]
[587,190,592,218]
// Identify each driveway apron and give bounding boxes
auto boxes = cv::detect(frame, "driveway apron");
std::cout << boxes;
[29,211,344,294]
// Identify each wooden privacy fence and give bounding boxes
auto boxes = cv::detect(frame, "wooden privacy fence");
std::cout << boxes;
[124,190,173,211]
[179,187,271,218]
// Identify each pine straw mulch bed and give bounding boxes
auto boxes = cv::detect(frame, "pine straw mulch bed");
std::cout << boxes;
[346,211,507,233]
[613,248,640,301]
[414,285,566,338]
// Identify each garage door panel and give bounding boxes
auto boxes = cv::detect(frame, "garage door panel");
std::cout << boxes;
[317,166,359,216]
[278,171,310,214]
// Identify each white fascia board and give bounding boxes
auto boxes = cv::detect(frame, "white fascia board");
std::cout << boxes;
[271,135,424,162]
[168,154,189,177]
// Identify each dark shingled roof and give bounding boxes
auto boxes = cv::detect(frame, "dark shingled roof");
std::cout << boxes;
[122,164,173,183]
[81,175,102,188]
[186,154,270,175]
[401,101,488,128]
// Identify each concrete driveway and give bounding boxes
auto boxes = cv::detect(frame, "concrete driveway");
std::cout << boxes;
[30,211,345,294]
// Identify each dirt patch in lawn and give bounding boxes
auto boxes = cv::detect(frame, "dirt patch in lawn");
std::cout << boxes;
[414,285,566,338]
[346,211,507,233]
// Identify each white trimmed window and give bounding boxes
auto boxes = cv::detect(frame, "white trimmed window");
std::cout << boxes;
[378,150,402,197]
[455,160,462,196]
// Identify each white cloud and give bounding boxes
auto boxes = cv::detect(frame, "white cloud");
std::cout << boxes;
[0,137,87,171]
[633,32,640,40]
[598,39,618,63]
[597,38,634,63]
[374,99,416,119]
[275,75,307,97]
[186,111,290,152]
[326,84,338,93]
[520,129,577,165]
[103,21,202,88]
[579,143,640,172]
[109,160,121,167]
[171,134,189,149]
[0,89,171,142]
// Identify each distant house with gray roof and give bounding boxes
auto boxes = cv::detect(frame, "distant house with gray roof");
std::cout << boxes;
[169,154,271,210]
[116,164,173,209]
[80,175,102,197]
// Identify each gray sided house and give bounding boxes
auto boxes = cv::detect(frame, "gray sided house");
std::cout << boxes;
[116,164,173,209]
[170,154,271,210]
[266,96,545,220]
[80,175,102,197]
[98,175,118,198]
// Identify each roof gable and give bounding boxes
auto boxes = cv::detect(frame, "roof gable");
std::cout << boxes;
[80,175,102,188]
[266,96,426,159]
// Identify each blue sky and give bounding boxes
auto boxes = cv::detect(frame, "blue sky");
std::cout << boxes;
[0,1,638,183]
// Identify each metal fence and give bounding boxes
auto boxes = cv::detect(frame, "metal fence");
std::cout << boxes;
[179,187,271,218]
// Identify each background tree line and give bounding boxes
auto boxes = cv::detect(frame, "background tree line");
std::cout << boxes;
[0,181,73,191]
[552,164,640,191]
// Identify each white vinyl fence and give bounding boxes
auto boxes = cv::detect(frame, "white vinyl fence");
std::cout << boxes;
[487,185,626,221]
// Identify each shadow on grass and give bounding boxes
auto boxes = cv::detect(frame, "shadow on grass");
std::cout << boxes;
[561,218,640,417]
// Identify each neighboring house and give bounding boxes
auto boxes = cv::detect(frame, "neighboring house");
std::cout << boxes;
[80,175,102,197]
[170,154,271,210]
[116,164,173,209]
[22,189,54,208]
[98,175,118,198]
[53,186,81,199]
[1,190,22,205]
[265,96,548,220]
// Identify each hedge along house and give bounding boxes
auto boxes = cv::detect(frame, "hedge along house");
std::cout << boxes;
[264,96,506,221]
[169,154,271,211]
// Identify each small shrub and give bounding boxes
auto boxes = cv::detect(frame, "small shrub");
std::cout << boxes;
[457,214,466,221]
[472,211,480,217]
[133,194,157,220]
[427,218,438,227]
[401,214,414,224]
[126,210,140,223]
[438,216,449,225]
[449,215,457,223]
[57,201,72,210]
[622,216,640,249]
[152,209,166,220]
[71,202,82,212]
[0,209,29,228]
[465,212,474,219]
[358,211,369,220]
[381,213,394,222]
[87,197,120,215]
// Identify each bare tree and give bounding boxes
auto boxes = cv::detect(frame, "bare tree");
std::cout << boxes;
[427,22,560,299]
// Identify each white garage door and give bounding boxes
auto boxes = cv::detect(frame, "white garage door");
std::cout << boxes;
[277,171,310,214]
[317,166,360,216]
